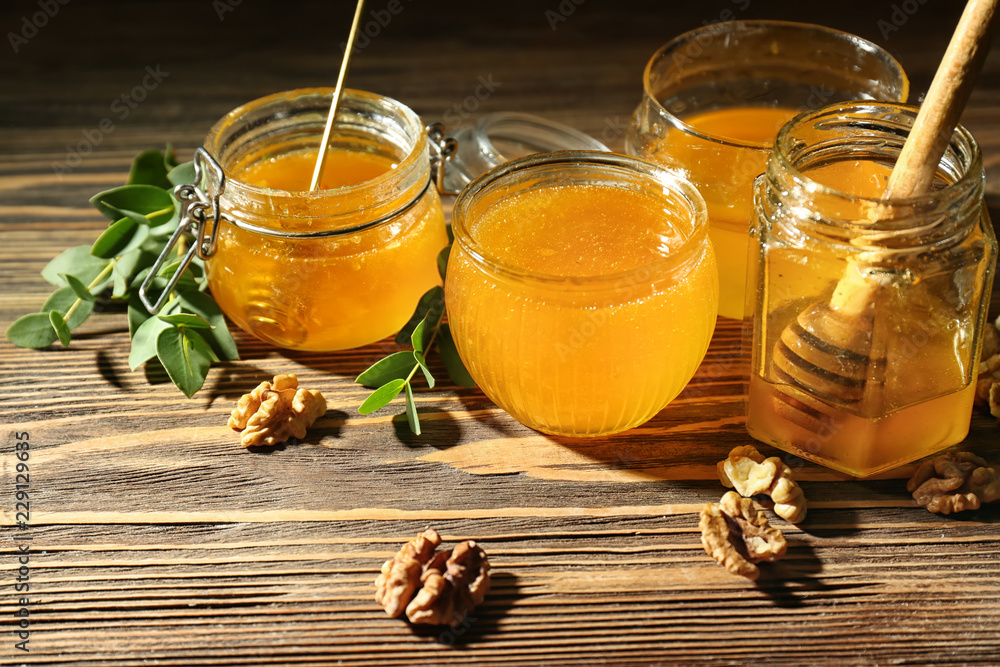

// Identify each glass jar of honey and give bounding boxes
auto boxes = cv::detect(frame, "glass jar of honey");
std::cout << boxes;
[143,88,449,351]
[625,20,909,319]
[746,101,996,478]
[445,151,718,437]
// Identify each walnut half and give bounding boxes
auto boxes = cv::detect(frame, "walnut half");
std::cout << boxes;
[700,491,788,580]
[718,445,807,523]
[228,374,327,448]
[375,529,491,627]
[907,451,1000,514]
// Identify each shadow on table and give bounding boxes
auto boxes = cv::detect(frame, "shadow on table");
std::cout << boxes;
[391,408,463,449]
[406,572,521,646]
[243,409,349,453]
[753,541,876,608]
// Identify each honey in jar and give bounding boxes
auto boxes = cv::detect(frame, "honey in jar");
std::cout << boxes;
[746,102,996,477]
[191,89,448,351]
[446,151,718,437]
[661,107,797,319]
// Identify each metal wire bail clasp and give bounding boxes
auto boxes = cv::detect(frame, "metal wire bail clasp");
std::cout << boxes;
[138,147,227,313]
[426,122,460,196]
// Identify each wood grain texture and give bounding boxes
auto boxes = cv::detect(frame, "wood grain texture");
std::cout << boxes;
[2,1,1000,665]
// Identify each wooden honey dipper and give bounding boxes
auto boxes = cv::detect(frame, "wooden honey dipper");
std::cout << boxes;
[772,0,998,422]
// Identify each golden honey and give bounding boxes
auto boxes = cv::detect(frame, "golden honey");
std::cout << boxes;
[446,152,718,437]
[662,107,797,318]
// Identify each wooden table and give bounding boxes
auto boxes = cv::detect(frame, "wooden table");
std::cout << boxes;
[3,1,999,664]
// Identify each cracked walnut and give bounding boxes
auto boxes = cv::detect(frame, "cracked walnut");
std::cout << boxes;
[718,445,807,523]
[700,491,788,580]
[375,529,491,627]
[907,451,1000,514]
[228,374,327,448]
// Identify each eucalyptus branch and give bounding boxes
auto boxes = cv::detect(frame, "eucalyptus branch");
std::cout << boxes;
[355,249,476,435]
[5,147,239,398]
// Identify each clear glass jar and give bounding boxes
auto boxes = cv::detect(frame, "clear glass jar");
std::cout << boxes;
[625,20,909,319]
[445,151,718,437]
[199,88,448,351]
[746,101,996,478]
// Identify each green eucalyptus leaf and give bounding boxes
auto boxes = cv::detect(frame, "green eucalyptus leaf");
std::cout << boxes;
[90,185,174,226]
[91,217,150,259]
[182,257,206,286]
[127,286,179,341]
[168,161,196,187]
[128,290,152,339]
[112,247,147,298]
[358,378,406,415]
[404,382,421,435]
[60,273,96,302]
[395,285,444,345]
[155,325,215,398]
[185,325,219,363]
[127,149,173,189]
[158,312,213,329]
[43,287,95,329]
[412,350,435,389]
[5,312,58,348]
[156,259,200,292]
[130,266,153,290]
[113,203,175,229]
[355,350,417,388]
[175,289,238,360]
[437,245,451,280]
[436,323,476,388]
[42,246,112,288]
[113,271,127,299]
[411,302,444,357]
[129,274,182,325]
[48,310,71,347]
[129,314,172,370]
[445,224,454,244]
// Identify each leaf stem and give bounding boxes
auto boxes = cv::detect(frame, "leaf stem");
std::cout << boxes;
[64,261,115,321]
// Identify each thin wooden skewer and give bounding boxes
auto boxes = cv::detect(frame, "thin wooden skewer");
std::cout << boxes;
[309,0,367,192]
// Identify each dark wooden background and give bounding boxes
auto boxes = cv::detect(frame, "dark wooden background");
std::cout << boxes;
[2,1,1000,665]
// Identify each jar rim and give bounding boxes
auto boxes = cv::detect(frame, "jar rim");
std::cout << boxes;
[452,150,709,287]
[641,19,910,150]
[771,100,984,209]
[203,87,428,202]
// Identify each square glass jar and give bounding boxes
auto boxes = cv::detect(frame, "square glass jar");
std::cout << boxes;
[746,101,996,477]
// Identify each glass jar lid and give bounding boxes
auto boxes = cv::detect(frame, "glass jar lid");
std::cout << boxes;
[441,112,610,193]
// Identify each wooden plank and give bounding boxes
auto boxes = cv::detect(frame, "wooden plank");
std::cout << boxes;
[3,0,1000,664]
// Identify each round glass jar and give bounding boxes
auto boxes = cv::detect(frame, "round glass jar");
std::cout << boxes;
[445,151,718,437]
[625,20,909,319]
[199,88,448,351]
[746,101,996,478]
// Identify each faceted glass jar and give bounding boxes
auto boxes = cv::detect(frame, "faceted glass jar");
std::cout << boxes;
[446,151,718,437]
[625,20,909,319]
[746,101,996,478]
[202,88,448,351]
